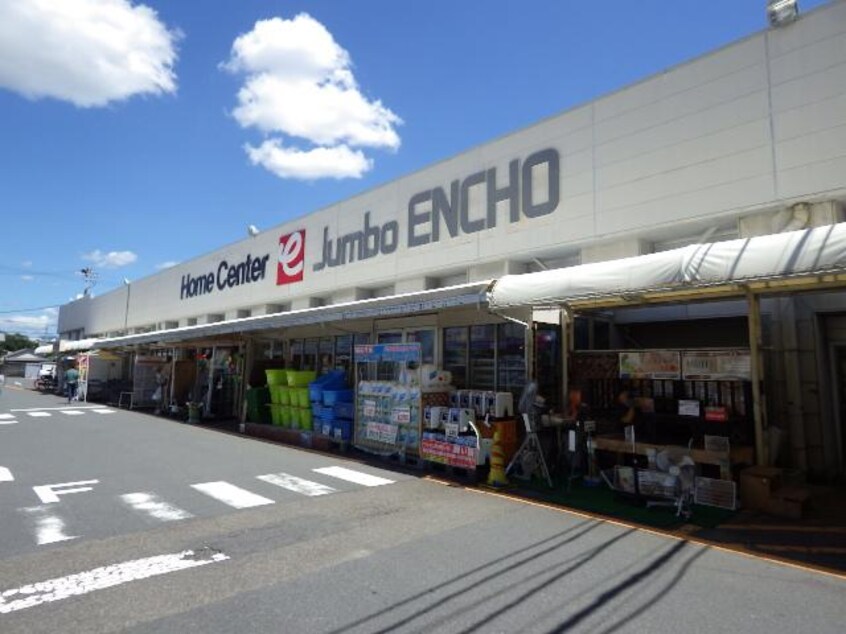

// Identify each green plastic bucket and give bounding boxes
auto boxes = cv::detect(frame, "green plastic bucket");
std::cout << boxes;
[276,386,290,405]
[299,408,313,431]
[287,370,317,387]
[295,388,309,408]
[266,369,287,387]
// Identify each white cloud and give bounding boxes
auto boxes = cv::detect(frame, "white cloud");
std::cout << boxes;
[245,140,372,180]
[223,14,401,180]
[83,249,138,268]
[156,261,179,270]
[0,311,56,333]
[0,0,180,108]
[20,275,34,282]
[21,260,33,268]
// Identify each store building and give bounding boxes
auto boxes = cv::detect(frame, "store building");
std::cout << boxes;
[59,1,846,480]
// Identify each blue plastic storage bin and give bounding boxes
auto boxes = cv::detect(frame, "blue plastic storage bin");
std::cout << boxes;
[323,389,353,406]
[332,420,353,441]
[333,401,355,420]
[308,370,347,403]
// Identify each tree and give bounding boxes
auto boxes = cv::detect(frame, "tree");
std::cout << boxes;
[0,332,38,354]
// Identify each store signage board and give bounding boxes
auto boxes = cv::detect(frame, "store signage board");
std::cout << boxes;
[354,344,421,363]
[420,439,477,469]
[365,422,399,445]
[314,148,560,273]
[682,351,751,381]
[619,351,680,380]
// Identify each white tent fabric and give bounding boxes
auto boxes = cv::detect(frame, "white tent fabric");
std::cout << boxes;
[488,224,846,309]
[34,344,55,355]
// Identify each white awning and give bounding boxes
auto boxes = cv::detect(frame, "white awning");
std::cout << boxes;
[488,224,846,310]
[58,338,100,353]
[34,344,56,355]
[93,280,491,349]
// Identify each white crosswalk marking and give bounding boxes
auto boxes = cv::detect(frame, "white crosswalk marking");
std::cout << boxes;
[0,419,18,425]
[0,413,15,419]
[191,481,274,509]
[21,506,77,545]
[27,412,50,418]
[60,410,85,416]
[313,466,395,487]
[121,492,194,522]
[0,466,13,482]
[257,472,337,497]
[93,409,116,414]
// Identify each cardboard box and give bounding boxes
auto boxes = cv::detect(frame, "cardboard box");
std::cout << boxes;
[740,466,783,510]
[765,486,810,520]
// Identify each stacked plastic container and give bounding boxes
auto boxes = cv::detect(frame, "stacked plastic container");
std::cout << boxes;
[287,370,317,430]
[308,371,347,437]
[265,370,288,426]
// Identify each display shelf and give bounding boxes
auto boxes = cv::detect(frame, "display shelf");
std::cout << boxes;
[353,344,422,457]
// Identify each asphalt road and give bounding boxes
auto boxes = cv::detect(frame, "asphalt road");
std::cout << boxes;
[1,386,844,633]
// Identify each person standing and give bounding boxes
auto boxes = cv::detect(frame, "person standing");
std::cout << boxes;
[65,364,80,403]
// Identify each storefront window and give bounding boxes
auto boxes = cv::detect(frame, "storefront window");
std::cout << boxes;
[497,323,526,397]
[302,338,319,371]
[377,331,403,344]
[407,329,436,365]
[318,337,334,374]
[442,327,468,389]
[335,334,353,376]
[469,324,496,390]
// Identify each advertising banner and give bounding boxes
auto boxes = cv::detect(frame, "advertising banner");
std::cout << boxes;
[420,439,478,469]
[682,351,751,381]
[619,351,681,380]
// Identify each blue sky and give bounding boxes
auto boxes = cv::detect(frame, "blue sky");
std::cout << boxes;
[0,0,828,340]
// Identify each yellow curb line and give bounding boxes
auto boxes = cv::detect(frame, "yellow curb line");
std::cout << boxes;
[422,475,846,582]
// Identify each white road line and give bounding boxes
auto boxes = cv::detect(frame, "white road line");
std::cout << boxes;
[257,472,337,497]
[0,466,13,482]
[312,466,395,487]
[0,549,229,614]
[33,479,99,504]
[20,506,77,546]
[92,409,116,414]
[0,413,15,419]
[191,481,275,509]
[121,492,194,522]
[60,410,85,416]
[27,412,51,418]
[0,419,18,425]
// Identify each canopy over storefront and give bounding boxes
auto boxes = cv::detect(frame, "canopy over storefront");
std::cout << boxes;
[33,344,55,355]
[59,338,99,353]
[488,224,846,311]
[91,281,491,350]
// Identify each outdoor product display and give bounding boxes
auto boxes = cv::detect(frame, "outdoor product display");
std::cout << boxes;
[353,343,422,457]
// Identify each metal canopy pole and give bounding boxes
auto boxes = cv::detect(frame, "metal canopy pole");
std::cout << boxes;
[747,290,768,466]
[560,306,570,412]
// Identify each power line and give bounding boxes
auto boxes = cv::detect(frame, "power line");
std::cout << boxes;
[0,304,60,314]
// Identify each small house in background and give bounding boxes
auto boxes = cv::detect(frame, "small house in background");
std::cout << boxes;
[1,349,46,379]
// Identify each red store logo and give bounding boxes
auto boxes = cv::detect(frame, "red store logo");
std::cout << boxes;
[277,230,305,285]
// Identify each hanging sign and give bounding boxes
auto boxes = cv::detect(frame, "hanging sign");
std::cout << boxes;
[365,422,399,445]
[362,399,377,418]
[682,351,751,381]
[619,351,681,380]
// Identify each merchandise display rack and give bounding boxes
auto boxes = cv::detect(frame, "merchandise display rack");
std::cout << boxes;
[353,343,422,459]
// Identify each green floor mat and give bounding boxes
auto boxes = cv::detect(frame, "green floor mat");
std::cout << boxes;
[505,476,736,530]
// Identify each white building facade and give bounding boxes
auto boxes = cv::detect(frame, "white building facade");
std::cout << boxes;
[59,1,846,479]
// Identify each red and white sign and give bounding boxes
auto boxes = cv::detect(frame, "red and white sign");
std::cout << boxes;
[277,230,305,285]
